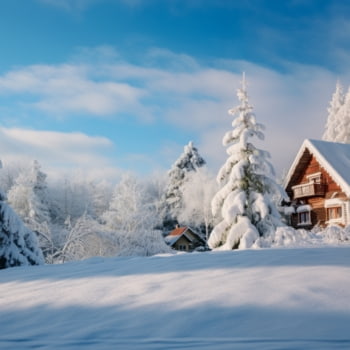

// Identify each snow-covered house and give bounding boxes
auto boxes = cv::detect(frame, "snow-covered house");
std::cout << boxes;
[164,226,206,252]
[283,139,350,229]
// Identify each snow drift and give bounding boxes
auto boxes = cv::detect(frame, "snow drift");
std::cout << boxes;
[1,246,350,349]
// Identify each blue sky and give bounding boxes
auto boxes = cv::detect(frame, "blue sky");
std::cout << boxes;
[1,0,350,181]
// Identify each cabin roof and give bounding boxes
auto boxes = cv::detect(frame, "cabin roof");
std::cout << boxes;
[284,139,350,197]
[165,226,205,246]
[168,226,188,237]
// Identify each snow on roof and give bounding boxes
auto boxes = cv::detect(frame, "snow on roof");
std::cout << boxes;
[284,139,350,197]
[164,226,204,246]
[165,226,189,246]
[168,226,188,237]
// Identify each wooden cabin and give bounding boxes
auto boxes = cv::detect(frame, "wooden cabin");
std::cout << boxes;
[164,226,206,252]
[283,139,350,229]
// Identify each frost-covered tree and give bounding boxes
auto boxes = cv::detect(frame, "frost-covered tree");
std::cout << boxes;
[8,161,50,222]
[103,174,158,232]
[88,179,113,219]
[208,75,287,250]
[162,141,206,231]
[333,87,350,144]
[178,168,217,239]
[116,230,172,257]
[102,174,169,257]
[7,160,53,259]
[323,81,346,142]
[55,212,110,262]
[0,161,44,269]
[0,161,24,194]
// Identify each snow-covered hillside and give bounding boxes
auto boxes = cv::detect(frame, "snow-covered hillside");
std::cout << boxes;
[1,247,350,349]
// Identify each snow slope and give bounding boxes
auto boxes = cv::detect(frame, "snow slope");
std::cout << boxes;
[1,247,350,349]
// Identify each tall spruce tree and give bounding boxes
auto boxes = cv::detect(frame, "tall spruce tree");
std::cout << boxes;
[161,141,206,231]
[0,161,44,269]
[208,74,286,250]
[323,81,346,142]
[334,87,350,144]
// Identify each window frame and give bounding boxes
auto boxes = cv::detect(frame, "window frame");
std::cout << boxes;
[298,210,311,226]
[325,198,346,225]
[327,206,342,220]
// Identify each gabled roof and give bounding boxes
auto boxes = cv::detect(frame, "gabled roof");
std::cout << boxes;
[164,226,205,246]
[168,226,188,237]
[284,139,350,197]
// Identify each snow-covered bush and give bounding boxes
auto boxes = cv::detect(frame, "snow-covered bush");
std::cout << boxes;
[115,230,172,257]
[55,212,119,263]
[322,225,350,244]
[250,224,350,249]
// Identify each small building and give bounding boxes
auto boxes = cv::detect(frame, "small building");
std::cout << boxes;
[283,139,350,229]
[164,226,206,252]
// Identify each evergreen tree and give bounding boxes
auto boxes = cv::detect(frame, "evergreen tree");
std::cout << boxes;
[323,81,345,142]
[0,161,44,269]
[7,160,53,259]
[208,74,286,250]
[161,141,206,231]
[333,87,350,143]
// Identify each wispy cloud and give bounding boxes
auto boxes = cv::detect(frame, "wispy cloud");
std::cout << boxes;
[0,63,145,117]
[0,46,348,178]
[0,127,120,180]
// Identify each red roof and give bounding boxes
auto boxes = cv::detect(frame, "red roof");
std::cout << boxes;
[168,226,188,236]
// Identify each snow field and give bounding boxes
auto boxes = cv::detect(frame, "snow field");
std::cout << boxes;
[1,247,350,349]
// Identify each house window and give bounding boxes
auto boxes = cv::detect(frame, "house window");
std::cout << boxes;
[298,211,311,225]
[296,204,312,226]
[307,172,322,184]
[325,198,345,225]
[327,207,342,220]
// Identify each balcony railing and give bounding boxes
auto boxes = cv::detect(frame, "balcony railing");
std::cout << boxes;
[292,183,326,199]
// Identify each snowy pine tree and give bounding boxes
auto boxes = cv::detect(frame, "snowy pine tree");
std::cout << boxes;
[333,87,350,143]
[161,141,206,231]
[208,74,287,250]
[323,81,346,142]
[7,160,53,259]
[0,161,44,269]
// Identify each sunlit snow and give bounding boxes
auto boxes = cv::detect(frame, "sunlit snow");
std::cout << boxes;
[1,247,350,349]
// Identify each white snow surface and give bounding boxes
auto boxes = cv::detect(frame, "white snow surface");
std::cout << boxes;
[1,246,350,349]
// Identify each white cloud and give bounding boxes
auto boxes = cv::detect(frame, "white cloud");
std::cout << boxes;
[0,63,145,117]
[0,127,121,181]
[1,46,350,178]
[168,62,340,175]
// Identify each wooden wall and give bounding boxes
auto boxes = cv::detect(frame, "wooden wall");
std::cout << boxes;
[290,154,347,228]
